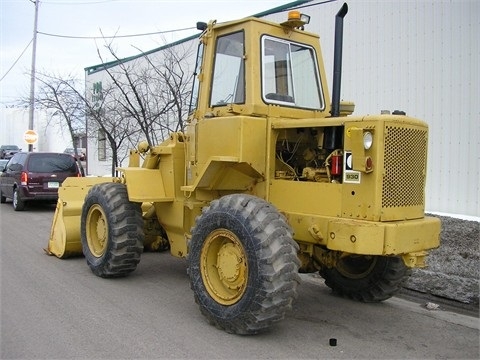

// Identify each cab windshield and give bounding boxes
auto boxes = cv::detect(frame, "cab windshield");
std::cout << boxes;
[262,35,324,110]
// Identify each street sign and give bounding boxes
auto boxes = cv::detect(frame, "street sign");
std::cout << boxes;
[24,129,38,144]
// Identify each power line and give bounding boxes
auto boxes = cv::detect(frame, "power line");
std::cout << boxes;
[0,38,33,82]
[37,26,197,40]
[41,0,124,4]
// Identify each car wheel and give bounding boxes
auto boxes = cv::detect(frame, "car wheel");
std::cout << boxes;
[13,188,25,211]
[0,190,6,204]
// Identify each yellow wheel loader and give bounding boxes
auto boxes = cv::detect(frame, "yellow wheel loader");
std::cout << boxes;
[47,4,440,334]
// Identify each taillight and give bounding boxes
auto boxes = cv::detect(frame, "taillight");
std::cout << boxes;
[20,171,28,185]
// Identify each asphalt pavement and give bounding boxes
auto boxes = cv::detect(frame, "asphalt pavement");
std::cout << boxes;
[1,202,478,359]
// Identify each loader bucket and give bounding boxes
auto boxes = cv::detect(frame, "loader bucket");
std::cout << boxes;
[46,177,114,258]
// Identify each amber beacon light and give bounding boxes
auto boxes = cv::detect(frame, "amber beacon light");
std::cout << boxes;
[282,10,311,28]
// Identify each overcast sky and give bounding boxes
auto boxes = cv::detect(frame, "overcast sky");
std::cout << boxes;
[0,0,292,105]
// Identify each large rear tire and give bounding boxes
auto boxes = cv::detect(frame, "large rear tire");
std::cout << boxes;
[187,194,300,335]
[81,183,144,278]
[320,255,410,302]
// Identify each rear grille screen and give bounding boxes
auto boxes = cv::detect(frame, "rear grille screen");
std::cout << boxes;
[382,125,427,208]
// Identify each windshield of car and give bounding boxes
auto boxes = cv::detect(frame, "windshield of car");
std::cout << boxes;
[28,154,78,173]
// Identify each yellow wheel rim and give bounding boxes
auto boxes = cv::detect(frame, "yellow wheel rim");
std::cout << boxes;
[86,204,108,258]
[337,255,376,279]
[200,229,248,305]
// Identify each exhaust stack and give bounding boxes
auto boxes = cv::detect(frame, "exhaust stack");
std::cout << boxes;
[330,3,348,117]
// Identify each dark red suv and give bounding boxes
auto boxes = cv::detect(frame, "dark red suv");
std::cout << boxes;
[0,152,81,211]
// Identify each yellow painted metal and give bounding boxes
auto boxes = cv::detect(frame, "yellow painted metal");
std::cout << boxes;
[185,116,267,191]
[269,180,343,219]
[402,251,428,268]
[342,116,429,222]
[153,201,189,258]
[383,216,440,254]
[128,149,141,167]
[46,177,114,258]
[283,210,440,256]
[349,127,368,172]
[85,204,109,257]
[120,168,174,202]
[200,229,248,305]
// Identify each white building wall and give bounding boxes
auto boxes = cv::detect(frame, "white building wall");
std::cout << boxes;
[343,0,479,218]
[84,0,479,217]
[267,0,479,217]
[0,107,71,152]
[83,70,112,177]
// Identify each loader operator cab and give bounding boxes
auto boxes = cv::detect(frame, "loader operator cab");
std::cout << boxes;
[189,11,330,120]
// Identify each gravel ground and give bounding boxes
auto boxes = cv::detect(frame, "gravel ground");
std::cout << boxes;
[404,215,480,309]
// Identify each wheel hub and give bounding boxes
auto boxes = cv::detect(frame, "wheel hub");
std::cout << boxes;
[337,255,377,279]
[201,229,248,305]
[217,243,244,287]
[86,204,108,258]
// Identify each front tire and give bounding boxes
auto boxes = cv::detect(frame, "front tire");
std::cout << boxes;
[187,194,300,335]
[81,183,144,278]
[320,255,410,302]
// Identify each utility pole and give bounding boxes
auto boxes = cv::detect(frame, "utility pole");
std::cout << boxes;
[28,0,39,152]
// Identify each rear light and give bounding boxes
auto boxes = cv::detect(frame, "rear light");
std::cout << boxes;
[20,171,28,185]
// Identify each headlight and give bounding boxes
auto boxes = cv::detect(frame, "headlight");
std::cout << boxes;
[363,131,373,150]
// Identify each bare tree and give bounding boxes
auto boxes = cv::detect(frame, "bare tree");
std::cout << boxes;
[32,72,86,174]
[27,38,195,176]
[145,43,193,136]
[34,72,84,145]
[84,83,140,176]
[32,72,138,176]
[95,39,195,147]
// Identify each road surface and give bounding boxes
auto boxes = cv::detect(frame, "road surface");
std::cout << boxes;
[1,202,478,359]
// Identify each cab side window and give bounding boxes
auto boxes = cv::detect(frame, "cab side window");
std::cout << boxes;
[210,31,245,107]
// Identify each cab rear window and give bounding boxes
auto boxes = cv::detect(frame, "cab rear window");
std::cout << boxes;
[28,154,78,174]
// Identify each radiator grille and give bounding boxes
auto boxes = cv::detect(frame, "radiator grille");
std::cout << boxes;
[382,125,427,208]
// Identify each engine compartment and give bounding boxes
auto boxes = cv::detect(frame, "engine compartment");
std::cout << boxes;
[275,126,344,183]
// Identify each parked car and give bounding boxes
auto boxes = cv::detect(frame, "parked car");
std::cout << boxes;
[63,147,86,161]
[0,145,21,159]
[0,159,9,172]
[0,152,82,211]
